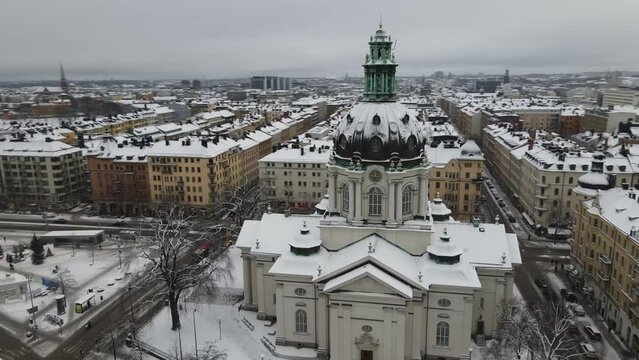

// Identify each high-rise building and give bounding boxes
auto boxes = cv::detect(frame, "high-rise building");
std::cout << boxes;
[251,76,292,91]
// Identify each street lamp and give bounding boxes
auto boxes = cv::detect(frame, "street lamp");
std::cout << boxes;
[193,308,198,360]
[26,275,38,340]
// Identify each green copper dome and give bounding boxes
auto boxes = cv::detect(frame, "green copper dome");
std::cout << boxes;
[363,23,397,102]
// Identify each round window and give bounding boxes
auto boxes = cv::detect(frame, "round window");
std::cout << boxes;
[294,288,307,296]
[372,114,381,125]
[369,170,382,182]
[438,298,451,307]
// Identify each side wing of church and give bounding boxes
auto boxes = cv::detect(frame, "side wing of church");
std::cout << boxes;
[236,23,521,360]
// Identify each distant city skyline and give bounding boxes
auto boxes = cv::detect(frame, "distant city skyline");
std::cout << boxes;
[1,0,638,81]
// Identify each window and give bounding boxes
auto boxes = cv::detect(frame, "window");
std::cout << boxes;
[436,322,450,346]
[342,185,349,212]
[402,186,412,214]
[369,187,382,216]
[295,310,307,333]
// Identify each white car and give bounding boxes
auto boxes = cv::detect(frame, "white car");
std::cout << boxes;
[579,342,598,358]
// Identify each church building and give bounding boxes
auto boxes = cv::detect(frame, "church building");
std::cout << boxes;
[237,23,521,360]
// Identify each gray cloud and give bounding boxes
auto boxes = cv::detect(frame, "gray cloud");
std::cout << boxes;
[0,0,638,80]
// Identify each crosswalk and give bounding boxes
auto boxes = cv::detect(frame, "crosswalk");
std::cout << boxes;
[0,346,33,360]
[60,342,87,358]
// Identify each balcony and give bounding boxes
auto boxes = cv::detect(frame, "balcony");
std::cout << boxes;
[534,206,548,211]
[598,255,612,266]
[535,194,549,199]
[472,176,484,183]
[633,286,639,298]
[597,271,610,282]
[536,182,549,188]
[631,307,639,319]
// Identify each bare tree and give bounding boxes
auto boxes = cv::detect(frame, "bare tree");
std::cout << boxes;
[211,179,268,236]
[530,301,582,360]
[129,204,231,330]
[490,299,584,360]
[487,299,536,360]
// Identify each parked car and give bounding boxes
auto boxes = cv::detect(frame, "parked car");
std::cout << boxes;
[567,320,579,334]
[584,326,602,340]
[112,221,127,227]
[42,212,56,219]
[579,342,598,358]
[560,289,577,302]
[572,304,585,316]
[53,218,68,224]
[534,278,548,289]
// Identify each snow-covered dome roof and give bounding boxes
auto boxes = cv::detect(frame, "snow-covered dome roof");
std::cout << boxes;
[577,172,613,190]
[333,102,425,166]
[430,194,452,221]
[460,140,482,157]
[288,221,321,255]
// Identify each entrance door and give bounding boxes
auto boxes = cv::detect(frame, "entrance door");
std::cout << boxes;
[361,350,373,360]
[476,320,485,336]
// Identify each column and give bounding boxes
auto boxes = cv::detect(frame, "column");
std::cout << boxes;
[329,304,340,360]
[354,180,363,223]
[256,264,266,319]
[348,180,355,221]
[418,176,427,218]
[317,294,329,357]
[382,307,393,359]
[395,308,406,360]
[411,303,422,359]
[242,256,253,306]
[342,305,352,358]
[388,182,396,224]
[275,283,286,345]
[396,183,403,224]
[328,173,336,213]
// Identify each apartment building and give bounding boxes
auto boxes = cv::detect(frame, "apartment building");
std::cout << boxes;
[602,87,639,107]
[482,124,639,229]
[259,139,332,211]
[0,140,86,210]
[426,140,484,220]
[582,106,639,133]
[571,186,639,353]
[87,138,151,215]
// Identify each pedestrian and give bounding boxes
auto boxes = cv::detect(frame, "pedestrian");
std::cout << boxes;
[80,349,84,356]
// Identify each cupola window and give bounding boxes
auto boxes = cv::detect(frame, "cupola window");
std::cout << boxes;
[402,186,413,214]
[368,187,383,216]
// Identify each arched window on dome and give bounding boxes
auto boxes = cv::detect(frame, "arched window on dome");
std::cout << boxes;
[295,309,307,333]
[402,185,413,214]
[368,187,382,216]
[436,321,450,347]
[341,184,349,213]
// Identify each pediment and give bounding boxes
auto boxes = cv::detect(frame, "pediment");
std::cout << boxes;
[322,264,413,298]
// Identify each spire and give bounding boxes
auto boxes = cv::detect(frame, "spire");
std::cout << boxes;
[363,23,397,102]
[379,14,383,29]
[60,64,69,94]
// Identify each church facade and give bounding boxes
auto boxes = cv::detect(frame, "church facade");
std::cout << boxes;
[237,24,521,360]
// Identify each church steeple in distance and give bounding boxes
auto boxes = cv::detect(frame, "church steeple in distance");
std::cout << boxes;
[60,64,69,94]
[363,22,397,102]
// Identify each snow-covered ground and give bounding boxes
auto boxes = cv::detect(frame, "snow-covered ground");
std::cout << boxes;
[139,246,317,360]
[0,238,149,354]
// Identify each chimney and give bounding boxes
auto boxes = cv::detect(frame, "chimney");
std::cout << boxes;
[165,137,169,146]
[201,139,208,148]
[301,147,305,156]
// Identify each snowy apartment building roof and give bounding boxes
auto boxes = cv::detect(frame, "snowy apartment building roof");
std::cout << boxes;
[582,188,639,239]
[259,140,332,164]
[0,140,80,157]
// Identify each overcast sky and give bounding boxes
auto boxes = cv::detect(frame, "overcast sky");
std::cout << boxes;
[1,0,638,81]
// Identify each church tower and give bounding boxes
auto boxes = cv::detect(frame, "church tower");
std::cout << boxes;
[363,22,398,102]
[60,64,69,94]
[326,24,431,231]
